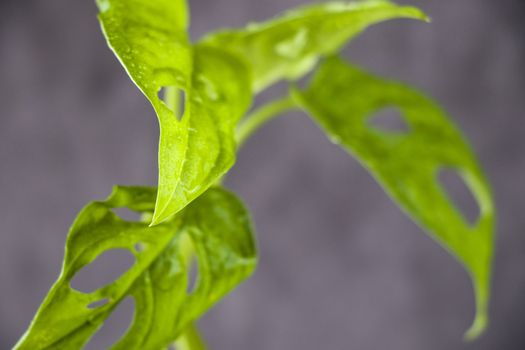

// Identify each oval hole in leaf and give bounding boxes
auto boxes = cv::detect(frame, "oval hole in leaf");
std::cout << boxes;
[186,256,199,294]
[70,249,135,293]
[158,86,186,121]
[112,208,142,222]
[87,298,110,309]
[438,168,480,226]
[367,107,410,134]
[85,297,135,350]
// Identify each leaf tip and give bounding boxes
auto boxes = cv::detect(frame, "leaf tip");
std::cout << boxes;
[401,6,431,23]
[463,313,488,342]
[464,263,492,341]
[149,211,166,227]
[150,203,175,226]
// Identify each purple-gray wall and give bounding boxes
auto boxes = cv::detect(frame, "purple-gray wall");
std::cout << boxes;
[1,0,524,349]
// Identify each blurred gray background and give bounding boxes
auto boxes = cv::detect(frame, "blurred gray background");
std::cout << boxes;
[1,0,524,349]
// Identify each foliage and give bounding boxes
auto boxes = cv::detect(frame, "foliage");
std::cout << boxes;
[15,187,256,349]
[292,57,493,339]
[15,0,494,349]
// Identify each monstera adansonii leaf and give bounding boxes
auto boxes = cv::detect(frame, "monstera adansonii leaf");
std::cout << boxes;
[15,186,257,349]
[292,56,494,340]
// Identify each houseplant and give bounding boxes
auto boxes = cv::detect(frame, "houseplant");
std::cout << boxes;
[14,0,494,348]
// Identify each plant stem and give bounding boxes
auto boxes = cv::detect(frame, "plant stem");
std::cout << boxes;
[173,323,207,350]
[236,95,297,146]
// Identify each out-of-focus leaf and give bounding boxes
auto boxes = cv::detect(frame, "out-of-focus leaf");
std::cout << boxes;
[292,56,494,340]
[15,186,257,350]
[174,323,207,350]
[201,0,428,92]
[96,0,253,225]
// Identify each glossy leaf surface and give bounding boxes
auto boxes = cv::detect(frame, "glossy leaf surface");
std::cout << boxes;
[15,186,257,350]
[292,56,494,339]
[202,0,428,92]
[96,0,252,224]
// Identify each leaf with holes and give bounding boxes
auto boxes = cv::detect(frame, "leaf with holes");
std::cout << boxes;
[14,186,257,350]
[201,0,428,92]
[292,56,495,340]
[96,0,253,225]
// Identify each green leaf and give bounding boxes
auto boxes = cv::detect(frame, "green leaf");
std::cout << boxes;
[292,56,494,340]
[153,45,252,225]
[201,0,428,92]
[96,1,253,225]
[174,323,207,350]
[15,186,257,350]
